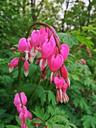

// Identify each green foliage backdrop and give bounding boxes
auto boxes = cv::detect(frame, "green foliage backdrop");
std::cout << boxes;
[0,0,96,128]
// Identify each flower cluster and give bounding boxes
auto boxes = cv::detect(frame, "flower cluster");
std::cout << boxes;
[9,25,70,103]
[14,92,32,128]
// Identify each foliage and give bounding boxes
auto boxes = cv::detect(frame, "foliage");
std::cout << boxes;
[0,0,96,128]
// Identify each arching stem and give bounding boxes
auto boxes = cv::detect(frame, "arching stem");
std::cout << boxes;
[26,22,61,50]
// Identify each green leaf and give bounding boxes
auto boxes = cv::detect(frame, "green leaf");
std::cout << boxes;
[58,32,78,47]
[48,90,56,106]
[6,125,19,128]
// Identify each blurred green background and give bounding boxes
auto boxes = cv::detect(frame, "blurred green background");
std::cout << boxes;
[0,0,96,128]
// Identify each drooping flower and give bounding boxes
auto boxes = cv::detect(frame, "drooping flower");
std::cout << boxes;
[54,76,69,103]
[60,44,69,61]
[18,38,28,53]
[48,54,64,72]
[14,92,32,128]
[31,27,49,48]
[41,35,56,59]
[8,58,19,72]
[18,38,30,60]
[23,60,29,77]
[14,92,27,107]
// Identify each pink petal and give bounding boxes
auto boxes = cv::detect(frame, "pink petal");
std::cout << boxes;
[8,58,19,72]
[31,30,40,47]
[54,76,64,89]
[48,54,64,72]
[23,60,29,77]
[23,60,29,71]
[41,36,56,59]
[18,38,28,53]
[60,65,68,79]
[14,92,27,106]
[60,44,69,61]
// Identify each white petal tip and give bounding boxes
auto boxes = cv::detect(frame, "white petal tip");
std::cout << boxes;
[9,68,13,73]
[24,71,29,77]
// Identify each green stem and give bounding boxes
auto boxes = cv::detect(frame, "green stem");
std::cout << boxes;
[17,53,24,107]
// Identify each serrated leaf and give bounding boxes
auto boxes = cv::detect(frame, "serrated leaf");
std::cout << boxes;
[48,90,56,106]
[6,125,19,128]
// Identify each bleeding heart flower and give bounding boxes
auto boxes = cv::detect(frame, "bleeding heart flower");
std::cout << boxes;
[18,38,30,60]
[31,28,48,48]
[14,92,32,128]
[23,60,29,77]
[60,44,69,61]
[8,58,19,72]
[18,38,28,53]
[14,92,27,107]
[54,76,69,103]
[41,35,56,59]
[48,54,64,72]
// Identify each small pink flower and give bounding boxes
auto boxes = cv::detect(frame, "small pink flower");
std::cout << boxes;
[41,35,56,59]
[18,38,31,60]
[14,92,27,107]
[8,58,19,72]
[60,44,69,61]
[23,60,29,77]
[18,38,28,53]
[48,54,64,72]
[54,76,69,103]
[39,27,49,46]
[31,27,49,48]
